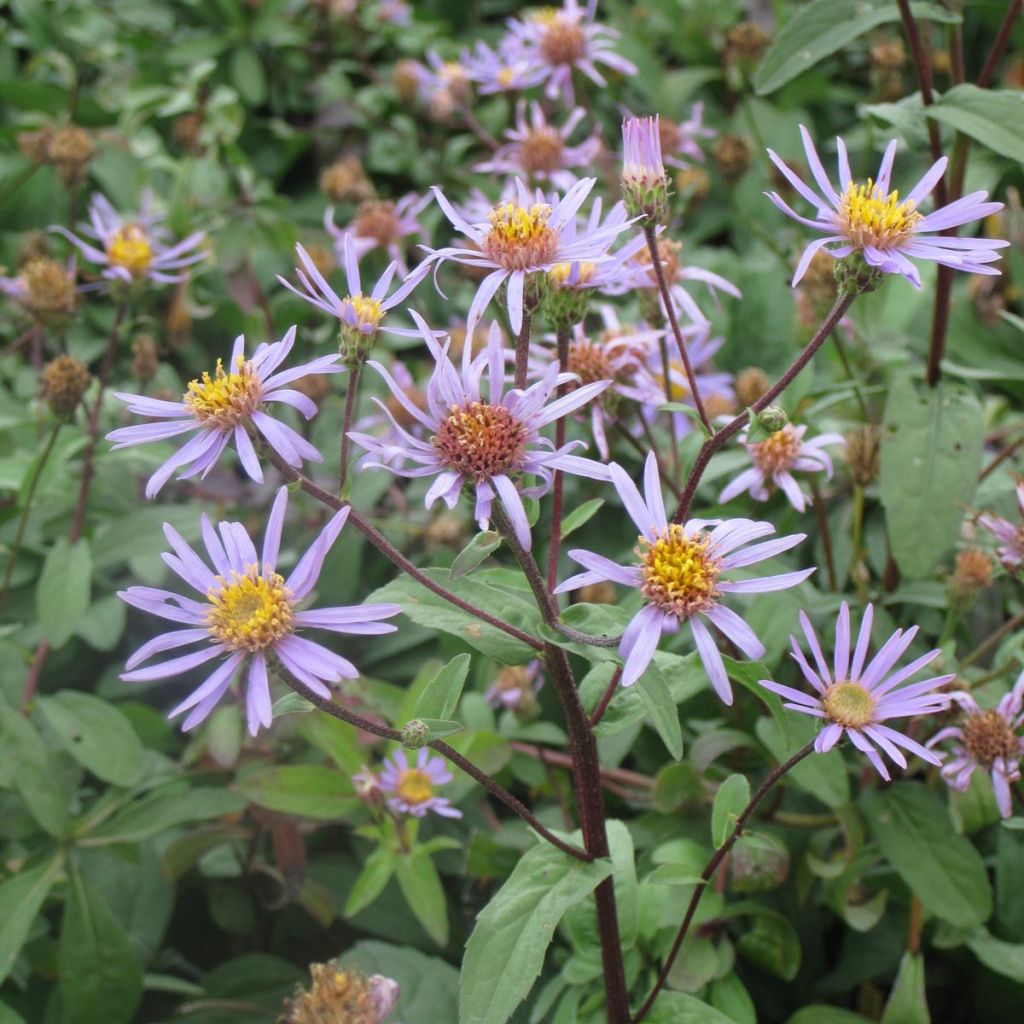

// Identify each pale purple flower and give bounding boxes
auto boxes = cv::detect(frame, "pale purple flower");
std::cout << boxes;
[658,102,715,167]
[485,659,543,712]
[928,680,1024,818]
[426,176,633,337]
[978,481,1024,572]
[622,115,665,185]
[475,101,600,190]
[760,602,952,779]
[380,749,462,818]
[107,327,342,498]
[502,0,638,106]
[461,40,548,94]
[556,452,813,696]
[323,192,430,278]
[348,314,611,548]
[118,487,401,735]
[766,126,1009,287]
[51,190,204,287]
[719,423,845,512]
[277,237,428,340]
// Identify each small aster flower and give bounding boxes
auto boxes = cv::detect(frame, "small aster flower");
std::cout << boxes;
[759,602,952,779]
[426,177,632,337]
[107,327,342,497]
[766,126,1010,287]
[657,102,715,168]
[556,452,813,696]
[485,659,544,714]
[348,315,611,547]
[978,481,1024,572]
[461,40,547,94]
[503,0,638,106]
[118,488,402,735]
[380,749,462,818]
[475,101,600,190]
[283,961,400,1024]
[928,681,1024,818]
[324,193,430,278]
[51,190,205,287]
[719,423,845,512]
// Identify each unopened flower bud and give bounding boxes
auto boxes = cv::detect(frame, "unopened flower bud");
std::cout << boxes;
[845,424,881,486]
[41,355,91,418]
[735,367,771,408]
[871,36,906,72]
[131,335,159,383]
[834,251,884,296]
[47,125,94,186]
[757,405,788,434]
[621,116,671,223]
[724,20,771,72]
[319,156,374,204]
[281,962,399,1024]
[401,719,430,749]
[712,133,752,182]
[393,58,423,104]
[542,263,594,330]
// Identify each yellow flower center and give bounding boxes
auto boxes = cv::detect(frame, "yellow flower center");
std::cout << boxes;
[482,202,560,270]
[340,293,384,331]
[396,768,434,806]
[653,359,691,403]
[750,424,803,474]
[548,261,598,289]
[184,357,263,427]
[837,179,923,249]
[431,401,529,480]
[640,525,721,618]
[497,66,515,88]
[822,680,876,729]
[207,568,293,652]
[106,224,154,277]
[962,708,1018,767]
[520,127,565,175]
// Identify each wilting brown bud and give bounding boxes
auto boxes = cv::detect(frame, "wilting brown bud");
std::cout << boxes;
[932,49,952,77]
[578,581,618,605]
[870,36,906,72]
[18,232,51,265]
[19,258,77,321]
[674,167,710,205]
[131,335,159,383]
[319,156,374,204]
[951,547,993,603]
[47,125,94,186]
[393,59,423,104]
[41,355,91,418]
[704,392,735,420]
[447,323,492,362]
[280,962,399,1024]
[172,112,204,154]
[724,20,771,70]
[800,249,838,308]
[712,134,752,182]
[845,424,881,486]
[735,367,771,408]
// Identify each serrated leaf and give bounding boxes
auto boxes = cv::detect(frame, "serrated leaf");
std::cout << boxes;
[928,85,1024,165]
[449,531,502,580]
[36,537,91,649]
[712,774,750,848]
[413,654,471,721]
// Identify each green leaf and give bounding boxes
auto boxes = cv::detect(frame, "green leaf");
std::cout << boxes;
[0,855,62,985]
[396,853,448,947]
[754,0,959,95]
[230,46,267,106]
[345,848,396,917]
[37,692,144,787]
[59,858,144,1024]
[735,907,801,980]
[74,595,126,652]
[966,929,1024,984]
[449,531,502,580]
[879,375,984,578]
[862,784,993,929]
[756,716,850,810]
[0,702,69,837]
[712,774,750,848]
[234,765,357,820]
[36,537,91,649]
[785,1008,874,1024]
[635,660,683,760]
[419,718,465,739]
[928,86,1024,165]
[0,1001,27,1024]
[880,951,930,1024]
[646,992,741,1024]
[459,843,612,1024]
[342,940,459,1021]
[413,653,471,721]
[559,498,604,538]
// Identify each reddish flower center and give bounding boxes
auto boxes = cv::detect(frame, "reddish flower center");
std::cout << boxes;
[354,200,400,246]
[750,425,803,474]
[567,338,614,389]
[962,709,1018,767]
[482,201,560,270]
[432,401,529,480]
[539,18,587,65]
[520,127,565,174]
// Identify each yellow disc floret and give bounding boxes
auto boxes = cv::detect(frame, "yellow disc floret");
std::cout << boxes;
[106,224,154,277]
[340,293,385,332]
[396,768,434,806]
[482,202,560,270]
[184,357,263,427]
[822,680,876,729]
[837,179,923,249]
[640,525,721,618]
[207,567,293,652]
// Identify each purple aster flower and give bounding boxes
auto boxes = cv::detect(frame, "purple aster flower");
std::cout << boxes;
[719,423,845,512]
[277,237,429,343]
[622,115,666,187]
[107,327,342,498]
[928,680,1024,818]
[461,40,548,94]
[118,487,402,735]
[485,659,544,713]
[502,0,638,106]
[556,452,813,696]
[655,102,715,168]
[51,190,205,287]
[324,192,430,278]
[348,314,611,548]
[766,126,1010,287]
[379,749,462,818]
[978,481,1024,572]
[759,602,953,779]
[426,176,633,338]
[475,101,600,190]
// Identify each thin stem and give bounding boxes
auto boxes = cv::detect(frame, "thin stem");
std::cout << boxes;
[961,608,1024,668]
[617,420,682,500]
[671,293,856,523]
[632,742,815,1022]
[338,361,361,497]
[810,478,838,592]
[510,740,652,791]
[831,330,869,421]
[589,667,623,727]
[0,421,62,614]
[977,0,1023,88]
[267,454,545,652]
[979,432,1024,481]
[287,677,590,860]
[513,308,533,390]
[546,326,571,594]
[657,335,681,486]
[20,638,51,713]
[641,222,713,435]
